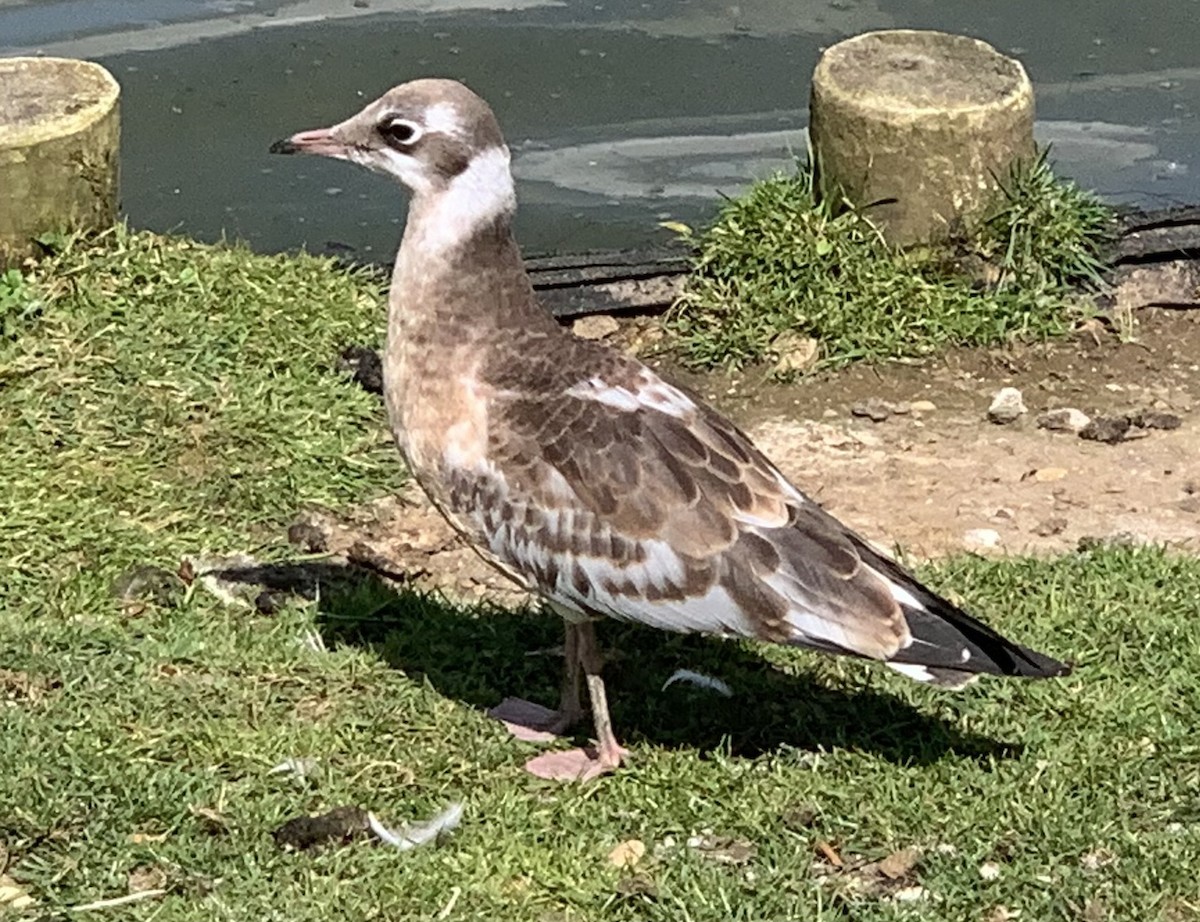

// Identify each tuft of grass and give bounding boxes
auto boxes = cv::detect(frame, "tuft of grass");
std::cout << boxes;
[666,155,1114,373]
[977,149,1116,291]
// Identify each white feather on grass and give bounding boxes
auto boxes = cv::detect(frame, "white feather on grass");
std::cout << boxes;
[268,757,320,779]
[368,802,464,851]
[661,668,734,697]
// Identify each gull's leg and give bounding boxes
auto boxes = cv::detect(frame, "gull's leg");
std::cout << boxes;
[523,619,629,781]
[488,619,584,740]
[555,619,584,730]
[576,619,629,770]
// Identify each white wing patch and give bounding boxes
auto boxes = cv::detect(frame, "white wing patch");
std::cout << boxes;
[565,377,640,412]
[566,370,696,418]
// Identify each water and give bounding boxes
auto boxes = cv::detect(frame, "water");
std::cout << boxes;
[2,0,1198,257]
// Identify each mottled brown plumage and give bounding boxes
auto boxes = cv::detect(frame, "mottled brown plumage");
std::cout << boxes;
[274,78,1071,780]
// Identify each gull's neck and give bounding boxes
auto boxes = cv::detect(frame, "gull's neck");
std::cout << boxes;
[401,146,517,259]
[390,145,550,332]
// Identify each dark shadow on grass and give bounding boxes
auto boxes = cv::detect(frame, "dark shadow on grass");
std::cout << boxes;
[212,561,1022,767]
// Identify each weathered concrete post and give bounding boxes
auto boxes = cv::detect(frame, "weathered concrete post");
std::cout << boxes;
[0,57,121,267]
[810,30,1034,246]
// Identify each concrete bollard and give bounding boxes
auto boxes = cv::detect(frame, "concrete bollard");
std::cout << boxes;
[810,30,1034,247]
[0,57,121,267]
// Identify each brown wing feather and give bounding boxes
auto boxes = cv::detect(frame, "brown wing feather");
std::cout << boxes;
[438,334,910,660]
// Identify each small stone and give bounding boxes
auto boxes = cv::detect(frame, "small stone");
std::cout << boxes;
[1178,497,1200,515]
[978,861,1002,881]
[1037,407,1091,433]
[1080,416,1132,444]
[572,314,620,340]
[1031,467,1068,483]
[987,387,1027,424]
[822,408,838,419]
[255,589,288,615]
[851,398,892,422]
[910,399,937,413]
[893,885,928,903]
[772,332,820,375]
[1033,517,1068,537]
[963,528,1002,550]
[889,401,912,415]
[287,521,328,553]
[1130,410,1182,431]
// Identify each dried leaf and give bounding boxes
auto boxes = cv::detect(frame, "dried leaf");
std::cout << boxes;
[0,874,34,911]
[607,839,646,869]
[815,840,844,868]
[1079,847,1117,871]
[127,865,168,894]
[127,831,169,845]
[877,847,920,880]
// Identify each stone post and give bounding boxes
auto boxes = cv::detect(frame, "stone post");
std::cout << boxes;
[809,30,1035,246]
[0,57,121,267]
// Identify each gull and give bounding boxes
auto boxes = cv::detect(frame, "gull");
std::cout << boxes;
[271,79,1071,781]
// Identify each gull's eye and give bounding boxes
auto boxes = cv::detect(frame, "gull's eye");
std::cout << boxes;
[379,117,421,148]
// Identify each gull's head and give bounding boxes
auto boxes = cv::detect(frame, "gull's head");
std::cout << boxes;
[270,78,509,199]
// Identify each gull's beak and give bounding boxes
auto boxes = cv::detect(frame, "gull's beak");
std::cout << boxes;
[269,127,348,158]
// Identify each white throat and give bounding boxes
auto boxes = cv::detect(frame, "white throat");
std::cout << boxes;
[403,146,516,257]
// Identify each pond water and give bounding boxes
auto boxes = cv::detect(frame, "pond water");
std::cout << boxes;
[2,0,1198,257]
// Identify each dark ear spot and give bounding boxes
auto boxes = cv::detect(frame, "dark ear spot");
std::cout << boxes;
[378,116,422,149]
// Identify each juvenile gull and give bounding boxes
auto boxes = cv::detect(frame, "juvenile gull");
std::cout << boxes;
[272,79,1071,781]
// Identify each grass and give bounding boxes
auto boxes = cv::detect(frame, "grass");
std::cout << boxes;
[3,228,1200,921]
[665,153,1115,373]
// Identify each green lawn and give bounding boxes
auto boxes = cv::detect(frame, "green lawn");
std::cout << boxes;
[2,230,1199,921]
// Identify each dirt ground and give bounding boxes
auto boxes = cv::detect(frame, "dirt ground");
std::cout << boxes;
[300,303,1200,605]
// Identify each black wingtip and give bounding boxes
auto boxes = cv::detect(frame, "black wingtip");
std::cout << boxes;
[1016,646,1074,680]
[269,138,297,155]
